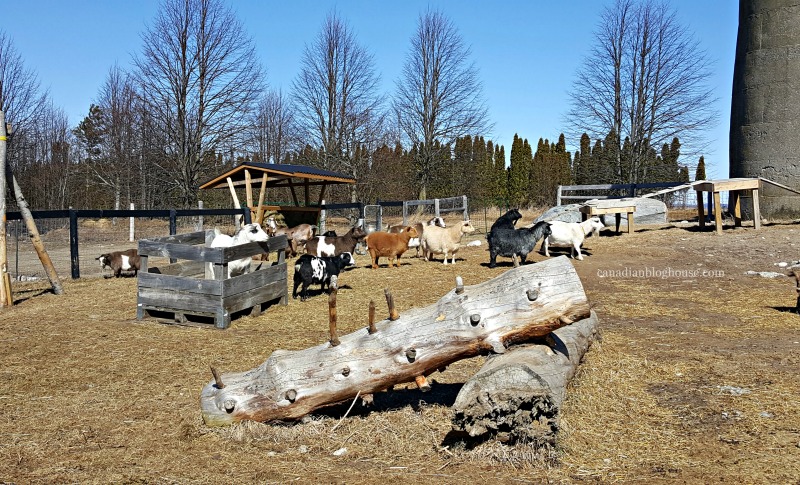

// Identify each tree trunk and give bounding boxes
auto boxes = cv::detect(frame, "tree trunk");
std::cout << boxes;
[451,310,599,445]
[200,256,591,426]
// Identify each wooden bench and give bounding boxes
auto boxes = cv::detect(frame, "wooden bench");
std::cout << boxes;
[580,200,637,233]
[694,178,761,235]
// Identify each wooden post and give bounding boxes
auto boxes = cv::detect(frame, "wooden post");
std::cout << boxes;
[288,179,299,206]
[367,300,376,334]
[384,288,399,321]
[226,177,242,226]
[696,190,705,228]
[556,185,562,206]
[244,169,253,208]
[713,191,723,234]
[255,174,268,225]
[329,289,340,346]
[752,188,761,229]
[0,111,9,307]
[731,190,742,227]
[6,163,64,293]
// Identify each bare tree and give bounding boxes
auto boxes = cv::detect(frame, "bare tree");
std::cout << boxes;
[74,66,141,210]
[134,0,264,206]
[393,10,491,201]
[0,31,49,168]
[566,0,716,183]
[292,11,385,201]
[250,89,298,164]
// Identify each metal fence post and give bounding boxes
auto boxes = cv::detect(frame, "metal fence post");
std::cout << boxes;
[69,208,80,279]
[169,209,177,235]
[129,203,135,242]
[197,200,204,231]
[320,199,326,233]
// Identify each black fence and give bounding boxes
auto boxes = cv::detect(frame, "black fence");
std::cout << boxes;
[6,197,510,282]
[7,207,251,280]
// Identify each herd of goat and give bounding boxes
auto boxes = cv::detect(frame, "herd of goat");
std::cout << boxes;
[97,210,606,302]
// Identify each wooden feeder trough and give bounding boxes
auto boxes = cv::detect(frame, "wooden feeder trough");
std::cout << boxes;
[136,231,288,329]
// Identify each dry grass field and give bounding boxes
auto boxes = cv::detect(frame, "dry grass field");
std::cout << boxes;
[1,211,799,483]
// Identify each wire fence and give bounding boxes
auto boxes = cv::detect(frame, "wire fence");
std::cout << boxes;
[7,202,513,283]
[7,209,245,282]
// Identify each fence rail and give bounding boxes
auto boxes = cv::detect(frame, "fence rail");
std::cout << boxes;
[6,197,493,283]
[556,182,686,206]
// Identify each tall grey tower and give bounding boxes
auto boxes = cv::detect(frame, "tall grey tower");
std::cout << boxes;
[730,0,800,218]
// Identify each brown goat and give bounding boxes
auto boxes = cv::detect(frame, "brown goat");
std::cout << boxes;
[304,225,367,258]
[365,226,419,269]
[387,216,445,257]
[96,248,141,278]
[265,217,317,257]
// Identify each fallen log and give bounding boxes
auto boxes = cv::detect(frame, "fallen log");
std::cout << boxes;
[451,310,599,445]
[200,256,591,426]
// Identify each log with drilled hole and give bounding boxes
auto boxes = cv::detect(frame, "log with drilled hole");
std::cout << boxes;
[451,310,599,444]
[199,256,591,426]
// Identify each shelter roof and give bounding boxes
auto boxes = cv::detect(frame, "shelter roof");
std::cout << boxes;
[199,162,356,190]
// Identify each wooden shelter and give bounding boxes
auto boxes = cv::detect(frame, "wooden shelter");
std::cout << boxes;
[199,162,356,227]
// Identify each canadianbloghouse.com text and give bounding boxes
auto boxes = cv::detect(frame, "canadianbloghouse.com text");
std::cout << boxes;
[596,267,725,279]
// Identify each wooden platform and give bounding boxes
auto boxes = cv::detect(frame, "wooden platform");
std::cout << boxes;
[580,199,636,233]
[136,231,288,329]
[694,178,760,234]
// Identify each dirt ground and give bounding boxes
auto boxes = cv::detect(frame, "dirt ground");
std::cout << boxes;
[1,212,799,484]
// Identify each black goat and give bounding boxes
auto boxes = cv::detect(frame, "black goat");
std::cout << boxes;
[489,208,523,233]
[488,221,552,268]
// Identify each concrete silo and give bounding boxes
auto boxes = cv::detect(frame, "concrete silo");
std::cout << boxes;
[730,0,800,218]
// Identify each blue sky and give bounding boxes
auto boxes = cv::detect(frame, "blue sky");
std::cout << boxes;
[5,1,738,178]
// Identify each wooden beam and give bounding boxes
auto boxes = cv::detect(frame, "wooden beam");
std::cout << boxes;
[287,179,300,206]
[0,111,9,307]
[227,177,242,225]
[304,180,310,207]
[244,169,253,208]
[317,184,327,206]
[256,174,268,225]
[759,176,800,196]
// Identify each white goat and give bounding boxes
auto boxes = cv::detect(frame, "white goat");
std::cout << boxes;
[543,217,604,261]
[420,220,476,265]
[207,223,269,278]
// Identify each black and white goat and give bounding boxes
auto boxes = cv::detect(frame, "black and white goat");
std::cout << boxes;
[293,252,356,301]
[97,248,140,278]
[207,223,269,278]
[488,221,552,268]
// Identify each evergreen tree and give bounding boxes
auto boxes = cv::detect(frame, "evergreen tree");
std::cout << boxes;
[494,144,507,205]
[695,155,707,181]
[507,134,529,206]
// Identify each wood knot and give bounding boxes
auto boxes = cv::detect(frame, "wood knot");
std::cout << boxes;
[406,348,417,362]
[342,367,350,377]
[286,389,297,402]
[527,289,539,301]
[469,314,481,326]
[223,399,236,413]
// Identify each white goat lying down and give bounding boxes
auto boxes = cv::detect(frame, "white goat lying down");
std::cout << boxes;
[543,216,605,261]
